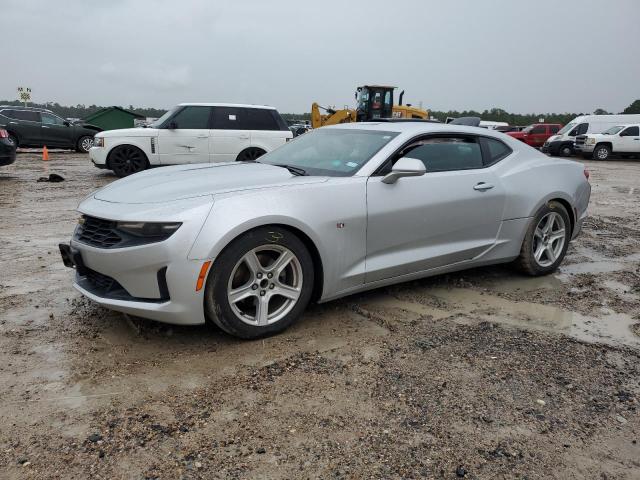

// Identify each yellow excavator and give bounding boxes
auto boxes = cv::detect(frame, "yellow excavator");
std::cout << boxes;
[311,85,429,129]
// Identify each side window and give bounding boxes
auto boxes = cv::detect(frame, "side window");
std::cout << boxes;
[576,123,588,135]
[0,109,17,119]
[550,125,560,134]
[530,125,546,134]
[12,110,40,122]
[168,106,212,129]
[245,108,279,130]
[482,137,512,165]
[41,113,65,125]
[403,137,483,172]
[211,107,244,130]
[621,126,639,136]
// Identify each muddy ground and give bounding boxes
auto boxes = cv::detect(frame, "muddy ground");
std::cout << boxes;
[0,152,639,479]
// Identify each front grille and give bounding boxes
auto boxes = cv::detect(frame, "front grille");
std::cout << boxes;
[575,135,587,146]
[75,215,122,248]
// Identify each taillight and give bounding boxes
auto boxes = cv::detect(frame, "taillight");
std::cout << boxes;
[584,168,590,181]
[0,129,8,139]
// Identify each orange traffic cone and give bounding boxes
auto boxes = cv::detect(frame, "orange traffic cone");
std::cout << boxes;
[42,146,49,161]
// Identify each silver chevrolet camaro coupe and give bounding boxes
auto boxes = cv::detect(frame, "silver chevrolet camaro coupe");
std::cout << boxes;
[60,122,591,339]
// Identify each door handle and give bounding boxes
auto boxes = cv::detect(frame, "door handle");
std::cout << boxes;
[239,135,249,139]
[196,135,208,138]
[42,126,50,128]
[474,182,494,191]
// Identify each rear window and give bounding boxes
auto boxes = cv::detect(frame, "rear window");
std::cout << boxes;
[482,137,512,164]
[245,108,279,130]
[4,109,40,122]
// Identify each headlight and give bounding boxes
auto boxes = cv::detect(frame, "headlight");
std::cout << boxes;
[93,137,104,147]
[586,138,596,145]
[116,221,182,238]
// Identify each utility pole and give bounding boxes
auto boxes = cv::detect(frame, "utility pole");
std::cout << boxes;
[17,87,31,107]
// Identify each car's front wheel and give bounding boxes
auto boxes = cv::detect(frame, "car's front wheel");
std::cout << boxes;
[515,201,571,276]
[108,145,149,177]
[560,144,573,157]
[76,135,94,153]
[204,227,314,339]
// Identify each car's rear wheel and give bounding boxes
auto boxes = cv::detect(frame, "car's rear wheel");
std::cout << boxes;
[76,135,94,153]
[236,147,266,162]
[204,227,314,339]
[109,145,149,177]
[7,133,18,148]
[594,144,611,161]
[515,201,571,276]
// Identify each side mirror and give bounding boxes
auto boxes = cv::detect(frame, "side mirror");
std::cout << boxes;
[382,157,426,184]
[63,121,71,127]
[167,121,178,130]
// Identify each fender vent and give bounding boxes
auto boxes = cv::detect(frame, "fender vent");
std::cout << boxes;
[150,137,156,154]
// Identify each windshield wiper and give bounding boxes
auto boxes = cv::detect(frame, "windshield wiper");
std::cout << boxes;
[273,164,307,176]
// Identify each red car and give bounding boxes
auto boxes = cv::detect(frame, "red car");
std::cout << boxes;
[507,123,562,148]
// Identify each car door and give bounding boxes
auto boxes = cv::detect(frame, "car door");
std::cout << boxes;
[618,126,640,152]
[7,109,42,146]
[210,107,251,163]
[365,135,506,283]
[40,112,73,147]
[528,125,546,147]
[156,105,211,165]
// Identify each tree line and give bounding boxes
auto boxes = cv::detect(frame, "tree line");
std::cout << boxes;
[1,99,639,125]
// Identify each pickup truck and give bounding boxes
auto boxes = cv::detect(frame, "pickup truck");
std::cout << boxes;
[507,123,562,148]
[574,124,640,160]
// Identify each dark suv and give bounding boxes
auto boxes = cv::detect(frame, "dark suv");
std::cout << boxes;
[0,106,102,153]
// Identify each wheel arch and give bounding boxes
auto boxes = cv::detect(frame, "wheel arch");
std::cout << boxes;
[594,141,612,150]
[549,197,575,236]
[201,221,325,303]
[106,143,150,169]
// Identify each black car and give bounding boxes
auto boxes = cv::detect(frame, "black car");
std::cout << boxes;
[0,128,17,166]
[0,106,102,153]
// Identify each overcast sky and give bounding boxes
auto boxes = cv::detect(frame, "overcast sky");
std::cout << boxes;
[2,0,639,114]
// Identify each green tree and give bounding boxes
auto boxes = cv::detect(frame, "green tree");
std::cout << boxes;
[622,100,640,114]
[593,108,609,115]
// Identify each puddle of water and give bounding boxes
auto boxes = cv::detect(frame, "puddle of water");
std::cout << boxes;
[360,287,640,349]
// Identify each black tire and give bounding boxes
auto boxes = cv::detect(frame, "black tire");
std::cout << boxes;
[559,144,573,157]
[76,135,94,153]
[7,133,18,148]
[593,144,611,161]
[108,145,149,177]
[204,226,314,339]
[515,201,571,276]
[236,147,266,162]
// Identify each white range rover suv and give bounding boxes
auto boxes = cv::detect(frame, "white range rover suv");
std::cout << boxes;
[90,103,293,177]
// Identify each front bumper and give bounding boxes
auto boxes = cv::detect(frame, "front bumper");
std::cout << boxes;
[541,140,572,155]
[61,238,209,325]
[89,146,108,167]
[574,143,594,153]
[0,140,16,166]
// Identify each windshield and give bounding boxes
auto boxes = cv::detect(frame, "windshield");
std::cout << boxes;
[149,106,179,128]
[603,125,624,135]
[557,122,576,135]
[522,125,534,133]
[259,128,399,177]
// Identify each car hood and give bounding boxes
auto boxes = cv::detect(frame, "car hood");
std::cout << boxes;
[93,162,327,204]
[98,127,157,138]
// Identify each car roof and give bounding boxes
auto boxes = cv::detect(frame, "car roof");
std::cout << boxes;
[324,121,511,138]
[0,105,54,113]
[177,103,276,110]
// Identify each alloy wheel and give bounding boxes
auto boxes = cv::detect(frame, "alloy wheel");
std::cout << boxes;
[227,245,303,326]
[80,137,94,153]
[238,148,264,161]
[532,212,566,268]
[110,146,146,176]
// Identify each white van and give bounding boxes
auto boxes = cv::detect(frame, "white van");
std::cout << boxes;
[542,114,640,157]
[90,103,293,177]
